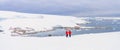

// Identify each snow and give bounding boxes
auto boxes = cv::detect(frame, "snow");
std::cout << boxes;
[0,11,120,50]
[0,11,42,18]
[0,11,88,34]
[0,32,120,50]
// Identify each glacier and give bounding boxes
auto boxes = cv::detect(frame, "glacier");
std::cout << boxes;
[0,11,88,36]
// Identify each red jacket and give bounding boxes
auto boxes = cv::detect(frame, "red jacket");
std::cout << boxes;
[66,30,71,35]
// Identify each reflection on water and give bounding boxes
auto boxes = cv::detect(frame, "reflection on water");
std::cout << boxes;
[28,19,120,37]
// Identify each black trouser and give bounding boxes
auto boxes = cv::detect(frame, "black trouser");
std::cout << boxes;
[66,34,71,37]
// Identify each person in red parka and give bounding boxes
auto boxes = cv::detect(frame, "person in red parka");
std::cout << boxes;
[66,30,72,37]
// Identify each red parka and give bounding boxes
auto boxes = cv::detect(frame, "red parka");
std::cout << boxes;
[66,30,71,35]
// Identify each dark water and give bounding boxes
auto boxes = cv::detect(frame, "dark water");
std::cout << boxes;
[28,19,120,37]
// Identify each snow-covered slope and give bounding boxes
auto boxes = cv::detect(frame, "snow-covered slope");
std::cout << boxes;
[0,11,88,34]
[0,32,120,50]
[0,11,43,18]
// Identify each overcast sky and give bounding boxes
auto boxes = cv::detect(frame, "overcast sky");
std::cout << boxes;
[0,0,120,17]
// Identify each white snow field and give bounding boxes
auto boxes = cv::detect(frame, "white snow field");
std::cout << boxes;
[0,11,120,50]
[0,32,120,50]
[0,11,88,35]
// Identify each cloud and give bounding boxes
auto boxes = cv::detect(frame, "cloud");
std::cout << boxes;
[0,0,120,17]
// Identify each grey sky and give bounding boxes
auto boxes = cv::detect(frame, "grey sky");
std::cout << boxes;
[0,0,120,17]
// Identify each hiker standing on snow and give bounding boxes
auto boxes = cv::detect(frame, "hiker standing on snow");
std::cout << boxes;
[66,29,72,37]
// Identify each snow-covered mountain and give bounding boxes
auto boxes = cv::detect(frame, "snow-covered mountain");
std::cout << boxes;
[0,11,88,35]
